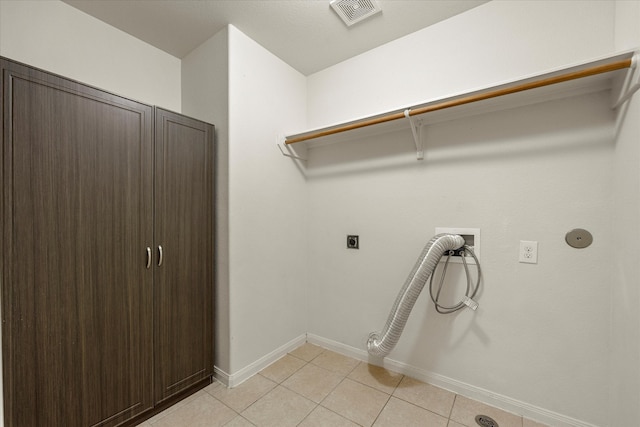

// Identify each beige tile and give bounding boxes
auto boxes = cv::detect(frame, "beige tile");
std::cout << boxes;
[241,385,316,427]
[447,421,466,427]
[151,393,237,427]
[392,376,456,418]
[146,390,208,424]
[322,378,390,426]
[311,349,359,376]
[135,422,152,427]
[146,407,175,424]
[348,362,404,394]
[212,374,277,412]
[290,342,325,362]
[204,380,225,395]
[524,418,551,427]
[299,406,360,427]
[373,396,448,427]
[182,389,209,405]
[450,395,523,427]
[260,354,307,383]
[282,363,344,403]
[224,415,256,426]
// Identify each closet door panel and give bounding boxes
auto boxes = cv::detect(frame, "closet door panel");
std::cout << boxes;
[1,59,154,426]
[154,108,214,403]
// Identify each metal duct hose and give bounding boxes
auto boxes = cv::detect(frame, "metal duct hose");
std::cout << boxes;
[367,233,465,357]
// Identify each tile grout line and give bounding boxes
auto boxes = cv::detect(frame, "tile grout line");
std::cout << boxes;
[299,349,384,426]
[271,356,324,427]
[172,343,539,427]
[449,393,459,425]
[203,384,249,426]
[360,362,403,427]
[302,343,462,425]
[297,348,373,426]
[289,346,414,427]
[369,390,393,427]
[261,349,357,427]
[253,346,448,427]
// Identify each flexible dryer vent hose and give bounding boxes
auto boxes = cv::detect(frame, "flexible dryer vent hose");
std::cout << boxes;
[367,233,465,358]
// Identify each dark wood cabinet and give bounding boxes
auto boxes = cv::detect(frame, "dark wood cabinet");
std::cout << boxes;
[1,58,214,426]
[154,109,214,404]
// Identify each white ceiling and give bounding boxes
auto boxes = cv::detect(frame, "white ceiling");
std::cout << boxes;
[62,0,488,76]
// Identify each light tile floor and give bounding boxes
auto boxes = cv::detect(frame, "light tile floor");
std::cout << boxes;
[137,343,550,427]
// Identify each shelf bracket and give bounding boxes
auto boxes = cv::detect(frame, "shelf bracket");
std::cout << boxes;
[613,53,640,109]
[614,81,640,109]
[405,109,424,160]
[277,141,307,161]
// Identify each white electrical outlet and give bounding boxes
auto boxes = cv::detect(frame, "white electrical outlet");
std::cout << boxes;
[519,240,538,264]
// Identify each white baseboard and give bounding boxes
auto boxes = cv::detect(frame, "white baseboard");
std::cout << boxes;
[306,333,599,427]
[214,333,307,388]
[212,365,231,386]
[215,333,598,427]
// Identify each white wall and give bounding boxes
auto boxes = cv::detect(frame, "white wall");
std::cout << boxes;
[226,26,309,376]
[181,27,231,375]
[306,0,614,130]
[2,1,638,425]
[610,1,640,426]
[183,26,309,383]
[0,0,181,111]
[304,1,619,426]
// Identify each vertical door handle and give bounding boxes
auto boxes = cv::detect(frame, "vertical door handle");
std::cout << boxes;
[146,247,152,269]
[158,245,163,267]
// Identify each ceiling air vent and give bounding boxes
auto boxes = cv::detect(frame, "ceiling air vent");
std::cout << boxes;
[330,0,382,27]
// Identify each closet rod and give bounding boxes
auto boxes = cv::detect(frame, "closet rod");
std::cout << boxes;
[285,57,633,145]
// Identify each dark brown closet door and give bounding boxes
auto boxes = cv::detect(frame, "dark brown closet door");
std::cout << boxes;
[1,58,154,426]
[154,108,214,404]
